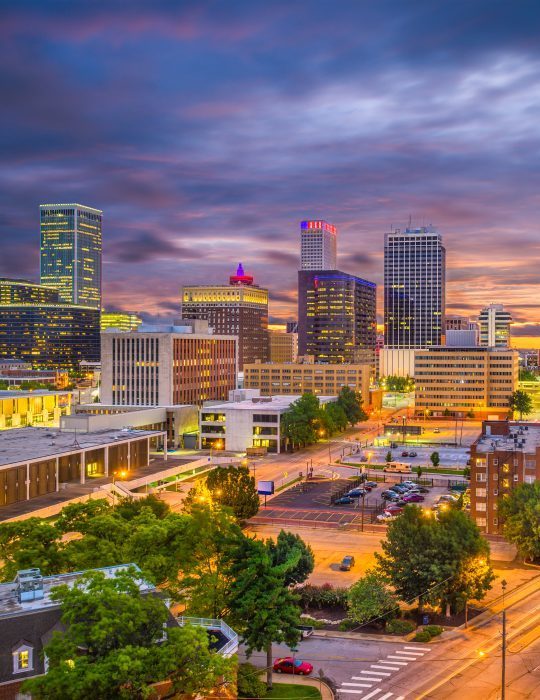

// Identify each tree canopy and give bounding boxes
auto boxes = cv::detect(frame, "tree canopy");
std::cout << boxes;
[204,465,260,520]
[336,386,368,426]
[382,375,414,392]
[266,530,315,586]
[508,390,533,420]
[347,569,398,626]
[499,483,540,562]
[22,568,232,700]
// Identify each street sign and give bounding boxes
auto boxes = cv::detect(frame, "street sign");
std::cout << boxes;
[257,480,275,495]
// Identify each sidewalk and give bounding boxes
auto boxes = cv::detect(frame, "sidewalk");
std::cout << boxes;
[268,673,334,700]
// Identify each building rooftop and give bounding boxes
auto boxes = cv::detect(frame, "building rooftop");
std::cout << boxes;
[0,390,70,399]
[204,394,337,412]
[0,565,152,619]
[474,423,540,454]
[0,426,162,468]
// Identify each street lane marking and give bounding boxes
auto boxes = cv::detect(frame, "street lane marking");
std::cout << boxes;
[359,670,391,676]
[382,660,407,666]
[396,650,424,656]
[339,690,365,694]
[388,655,416,660]
[371,665,399,671]
[343,682,373,688]
[395,697,405,700]
[379,694,394,700]
[404,646,431,652]
[353,675,381,681]
[392,653,419,659]
[361,690,383,700]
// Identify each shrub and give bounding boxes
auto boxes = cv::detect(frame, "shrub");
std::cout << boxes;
[300,615,325,629]
[385,618,416,635]
[413,631,432,643]
[338,618,357,631]
[423,625,443,638]
[297,583,348,611]
[237,662,266,699]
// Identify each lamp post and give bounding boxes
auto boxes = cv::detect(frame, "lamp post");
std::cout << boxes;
[501,579,507,700]
[111,469,127,507]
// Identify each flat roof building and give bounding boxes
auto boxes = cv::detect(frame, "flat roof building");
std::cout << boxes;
[268,331,298,363]
[479,303,512,347]
[470,420,540,534]
[0,390,71,430]
[101,321,237,406]
[414,346,518,419]
[100,311,142,332]
[300,220,337,270]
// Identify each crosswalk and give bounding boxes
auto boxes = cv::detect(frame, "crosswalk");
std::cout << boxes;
[337,645,431,699]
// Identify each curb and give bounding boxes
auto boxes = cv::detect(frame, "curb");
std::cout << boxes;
[311,629,413,643]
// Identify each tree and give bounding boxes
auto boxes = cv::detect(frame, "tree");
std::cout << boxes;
[385,450,392,463]
[509,390,533,420]
[519,368,538,382]
[281,394,320,450]
[0,518,65,580]
[266,530,315,586]
[430,451,440,468]
[337,386,368,426]
[347,570,398,626]
[205,465,260,520]
[415,465,423,480]
[22,568,232,699]
[382,375,414,393]
[228,537,301,689]
[499,483,540,562]
[375,507,494,616]
[325,402,349,433]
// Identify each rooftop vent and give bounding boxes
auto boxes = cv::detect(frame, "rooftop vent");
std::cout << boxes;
[16,568,44,603]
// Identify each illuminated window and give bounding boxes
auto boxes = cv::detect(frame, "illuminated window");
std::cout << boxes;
[13,644,33,673]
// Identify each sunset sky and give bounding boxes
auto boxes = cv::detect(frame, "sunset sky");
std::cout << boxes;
[1,1,540,340]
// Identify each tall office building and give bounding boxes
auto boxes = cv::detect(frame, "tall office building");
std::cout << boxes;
[298,270,376,363]
[181,264,268,370]
[478,303,512,347]
[384,225,446,347]
[0,279,100,369]
[300,220,337,270]
[101,311,142,332]
[40,203,102,309]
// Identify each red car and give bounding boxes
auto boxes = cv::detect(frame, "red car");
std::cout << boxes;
[384,505,404,514]
[273,657,313,675]
[403,493,424,503]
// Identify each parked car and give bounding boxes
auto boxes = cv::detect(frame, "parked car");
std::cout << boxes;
[382,491,400,501]
[364,481,378,488]
[377,512,397,523]
[391,441,398,448]
[438,494,459,503]
[340,555,355,571]
[390,484,409,493]
[273,657,314,675]
[409,451,418,457]
[433,428,440,433]
[408,486,429,494]
[384,505,404,514]
[346,488,367,498]
[334,496,354,505]
[401,451,409,457]
[403,493,425,503]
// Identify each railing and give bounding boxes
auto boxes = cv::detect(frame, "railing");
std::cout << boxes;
[176,616,239,658]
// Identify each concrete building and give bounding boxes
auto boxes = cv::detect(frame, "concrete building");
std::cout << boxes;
[414,346,518,419]
[0,563,238,698]
[199,389,336,453]
[0,279,100,369]
[0,369,69,389]
[101,311,142,332]
[0,427,165,509]
[268,330,298,363]
[470,420,540,534]
[62,403,198,449]
[244,358,371,403]
[0,390,71,429]
[379,348,417,379]
[445,329,478,347]
[181,264,268,369]
[100,321,237,406]
[479,303,512,347]
[384,225,446,348]
[445,314,470,331]
[298,270,376,364]
[300,220,337,270]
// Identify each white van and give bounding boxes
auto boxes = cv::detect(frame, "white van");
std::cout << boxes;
[384,461,413,474]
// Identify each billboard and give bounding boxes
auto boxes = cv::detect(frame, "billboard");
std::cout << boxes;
[257,480,275,495]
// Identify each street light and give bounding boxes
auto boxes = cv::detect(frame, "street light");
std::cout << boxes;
[501,579,507,700]
[111,469,128,507]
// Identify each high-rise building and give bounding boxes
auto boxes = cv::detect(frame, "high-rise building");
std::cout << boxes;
[268,331,298,363]
[181,264,268,370]
[384,225,446,348]
[478,303,512,347]
[0,279,100,369]
[445,314,470,331]
[286,321,299,334]
[40,203,102,309]
[300,220,337,270]
[100,320,237,406]
[101,311,142,332]
[298,270,376,363]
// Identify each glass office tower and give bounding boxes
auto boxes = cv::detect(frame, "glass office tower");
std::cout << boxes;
[384,225,446,347]
[40,203,102,309]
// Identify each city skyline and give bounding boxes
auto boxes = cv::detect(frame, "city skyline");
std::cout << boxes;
[1,2,540,338]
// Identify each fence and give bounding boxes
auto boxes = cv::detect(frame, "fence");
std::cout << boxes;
[176,616,239,658]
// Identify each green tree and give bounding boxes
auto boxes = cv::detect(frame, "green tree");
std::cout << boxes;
[347,570,398,626]
[337,386,368,426]
[281,393,321,450]
[383,375,414,392]
[519,368,538,382]
[415,465,423,480]
[325,402,349,433]
[0,518,65,580]
[430,451,440,468]
[375,507,494,616]
[229,537,301,689]
[509,390,533,420]
[499,483,540,562]
[385,450,392,463]
[22,568,232,699]
[205,465,260,520]
[266,530,315,586]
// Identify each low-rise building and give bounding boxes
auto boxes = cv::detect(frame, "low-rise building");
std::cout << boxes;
[470,420,540,534]
[199,389,336,453]
[244,357,371,405]
[414,346,518,419]
[100,311,142,332]
[0,390,71,429]
[0,368,69,389]
[0,426,166,510]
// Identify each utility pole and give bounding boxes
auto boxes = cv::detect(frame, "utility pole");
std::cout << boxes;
[501,579,507,700]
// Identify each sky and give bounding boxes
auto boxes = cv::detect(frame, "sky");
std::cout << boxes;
[1,0,540,338]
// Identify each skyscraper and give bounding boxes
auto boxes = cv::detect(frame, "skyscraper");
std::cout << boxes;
[181,264,268,370]
[384,225,446,347]
[478,303,512,347]
[298,270,376,363]
[300,220,337,270]
[40,203,102,309]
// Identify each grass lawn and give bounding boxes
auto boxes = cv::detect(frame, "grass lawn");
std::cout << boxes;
[266,683,321,700]
[341,462,465,476]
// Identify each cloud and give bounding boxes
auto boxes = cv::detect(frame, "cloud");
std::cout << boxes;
[107,233,199,264]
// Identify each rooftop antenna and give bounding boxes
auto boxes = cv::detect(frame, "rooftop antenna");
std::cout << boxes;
[72,428,80,449]
[408,214,412,229]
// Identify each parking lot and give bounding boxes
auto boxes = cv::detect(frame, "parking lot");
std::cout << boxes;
[349,443,470,468]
